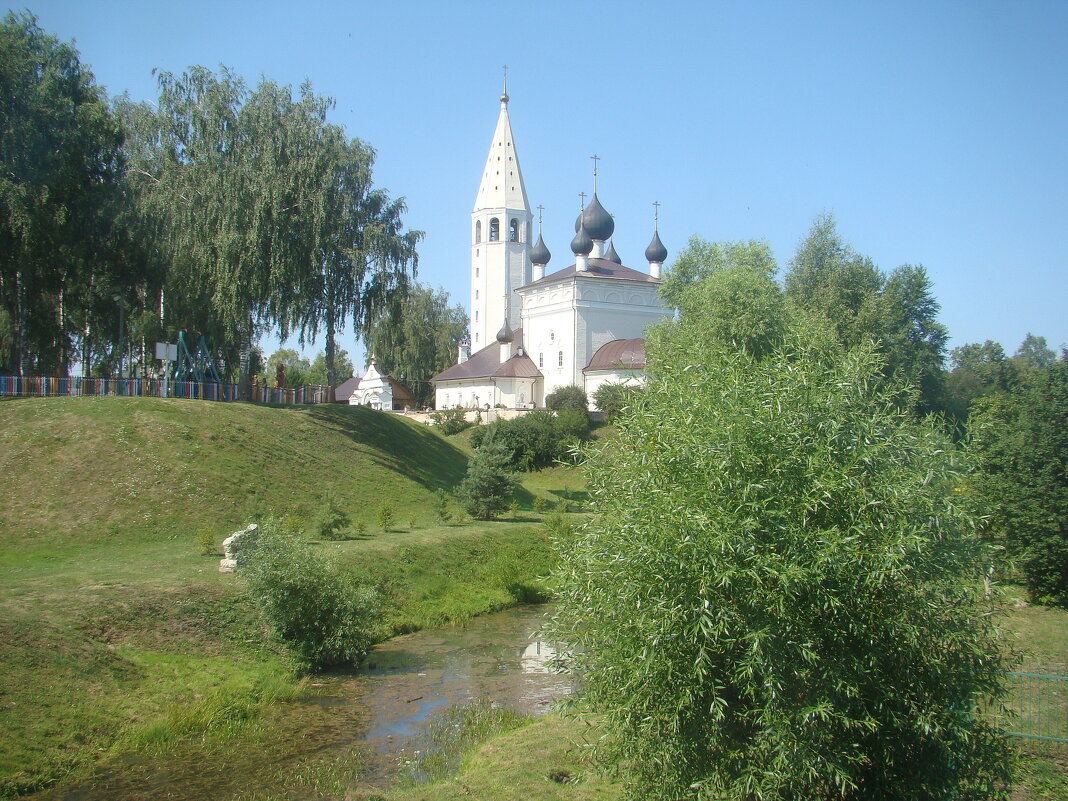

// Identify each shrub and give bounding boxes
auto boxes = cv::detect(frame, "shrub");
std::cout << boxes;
[434,489,452,524]
[313,491,350,540]
[377,502,395,533]
[508,500,520,520]
[195,526,217,555]
[244,522,380,670]
[352,520,367,538]
[429,407,472,436]
[545,384,588,412]
[456,440,516,520]
[550,326,1013,800]
[592,382,641,422]
[532,496,547,514]
[476,410,588,472]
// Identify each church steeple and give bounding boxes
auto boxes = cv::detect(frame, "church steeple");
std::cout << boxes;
[470,73,532,349]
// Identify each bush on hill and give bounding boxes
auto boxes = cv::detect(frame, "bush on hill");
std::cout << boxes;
[470,410,589,471]
[455,441,516,520]
[592,382,641,423]
[545,385,588,412]
[244,522,380,670]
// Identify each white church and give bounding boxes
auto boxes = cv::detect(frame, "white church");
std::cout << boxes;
[430,86,672,410]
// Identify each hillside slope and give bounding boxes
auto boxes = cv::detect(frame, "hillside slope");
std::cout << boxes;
[0,396,468,544]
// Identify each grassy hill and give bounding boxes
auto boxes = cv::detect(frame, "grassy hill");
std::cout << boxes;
[0,397,570,798]
[0,396,468,545]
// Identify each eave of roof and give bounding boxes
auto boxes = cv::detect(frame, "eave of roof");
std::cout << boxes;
[519,258,659,290]
[431,328,541,382]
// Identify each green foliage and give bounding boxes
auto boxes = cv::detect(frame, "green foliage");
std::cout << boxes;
[266,348,312,388]
[313,491,350,540]
[551,305,1012,798]
[194,527,217,556]
[659,236,777,311]
[405,700,530,784]
[592,382,641,422]
[352,520,367,538]
[473,410,588,472]
[377,502,395,533]
[243,522,379,670]
[944,340,1020,431]
[456,441,516,520]
[307,349,355,386]
[434,489,453,524]
[972,356,1068,604]
[430,407,473,436]
[784,214,948,415]
[364,283,469,407]
[545,385,588,412]
[532,496,547,515]
[508,500,520,520]
[0,12,126,375]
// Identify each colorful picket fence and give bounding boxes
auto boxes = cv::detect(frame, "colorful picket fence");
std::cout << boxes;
[0,375,330,406]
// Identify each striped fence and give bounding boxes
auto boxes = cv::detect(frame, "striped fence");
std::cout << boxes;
[0,375,330,406]
[1000,672,1068,751]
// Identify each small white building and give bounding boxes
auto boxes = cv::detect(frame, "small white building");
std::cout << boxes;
[431,86,672,410]
[343,358,416,411]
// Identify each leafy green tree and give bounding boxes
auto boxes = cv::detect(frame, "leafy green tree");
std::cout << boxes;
[307,349,354,386]
[121,66,420,394]
[659,236,777,310]
[434,489,452,524]
[944,340,1019,428]
[244,522,379,670]
[364,284,468,407]
[972,355,1068,604]
[545,385,588,412]
[265,348,312,388]
[376,502,395,533]
[592,382,641,422]
[551,283,1011,799]
[0,12,126,375]
[455,440,515,520]
[312,491,350,540]
[1012,332,1056,376]
[785,215,948,415]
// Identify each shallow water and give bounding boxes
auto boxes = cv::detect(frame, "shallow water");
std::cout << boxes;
[42,605,567,800]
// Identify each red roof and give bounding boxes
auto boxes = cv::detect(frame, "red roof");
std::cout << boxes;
[584,338,646,372]
[431,328,541,382]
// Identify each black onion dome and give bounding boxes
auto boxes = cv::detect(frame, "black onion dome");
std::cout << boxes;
[529,232,551,266]
[571,223,593,256]
[645,229,668,263]
[495,320,514,344]
[604,240,621,264]
[581,193,614,241]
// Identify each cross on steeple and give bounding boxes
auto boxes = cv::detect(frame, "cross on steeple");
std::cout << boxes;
[536,204,544,231]
[500,65,509,103]
[579,192,587,211]
[653,200,661,230]
[590,154,599,193]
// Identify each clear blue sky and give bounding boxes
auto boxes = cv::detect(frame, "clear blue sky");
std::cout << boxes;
[21,0,1068,366]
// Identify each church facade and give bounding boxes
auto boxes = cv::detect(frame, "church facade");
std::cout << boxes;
[430,87,671,410]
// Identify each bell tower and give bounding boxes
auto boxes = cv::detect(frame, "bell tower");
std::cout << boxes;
[470,72,531,349]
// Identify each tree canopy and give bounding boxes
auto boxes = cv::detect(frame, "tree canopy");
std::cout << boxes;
[0,11,125,374]
[553,260,1012,800]
[363,283,467,407]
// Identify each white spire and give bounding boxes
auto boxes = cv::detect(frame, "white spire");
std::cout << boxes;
[473,91,530,213]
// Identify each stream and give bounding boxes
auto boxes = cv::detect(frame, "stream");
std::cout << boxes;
[44,605,568,800]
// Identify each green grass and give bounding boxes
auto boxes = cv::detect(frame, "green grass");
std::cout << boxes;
[0,396,572,798]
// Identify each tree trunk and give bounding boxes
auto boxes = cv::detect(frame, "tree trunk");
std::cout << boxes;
[237,317,252,401]
[325,317,337,394]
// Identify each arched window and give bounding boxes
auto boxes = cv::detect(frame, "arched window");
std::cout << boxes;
[538,352,543,368]
[475,220,481,243]
[489,218,499,241]
[558,351,564,367]
[509,218,519,242]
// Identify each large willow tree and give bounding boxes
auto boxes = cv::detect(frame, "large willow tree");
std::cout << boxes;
[0,12,125,375]
[122,67,419,390]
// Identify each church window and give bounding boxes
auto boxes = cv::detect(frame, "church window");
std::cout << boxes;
[475,311,478,321]
[558,351,563,367]
[509,219,519,242]
[549,330,555,342]
[476,266,479,276]
[475,220,481,243]
[489,218,500,241]
[475,290,478,300]
[538,352,543,367]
